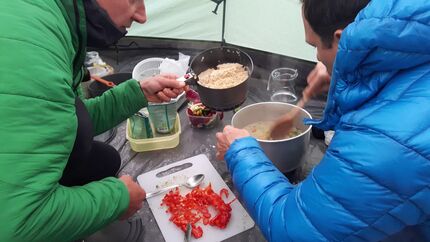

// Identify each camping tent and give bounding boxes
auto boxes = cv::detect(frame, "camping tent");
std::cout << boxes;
[127,0,316,62]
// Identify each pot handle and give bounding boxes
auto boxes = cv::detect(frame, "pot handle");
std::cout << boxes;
[92,75,116,87]
[177,73,198,86]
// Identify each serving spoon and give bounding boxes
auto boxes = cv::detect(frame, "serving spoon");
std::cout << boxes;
[91,75,116,87]
[146,174,205,198]
[269,82,315,140]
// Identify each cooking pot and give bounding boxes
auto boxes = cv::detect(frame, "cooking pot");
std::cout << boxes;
[231,102,312,172]
[188,47,253,111]
[88,73,132,98]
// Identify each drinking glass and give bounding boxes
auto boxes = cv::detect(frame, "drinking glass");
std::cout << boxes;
[267,68,298,103]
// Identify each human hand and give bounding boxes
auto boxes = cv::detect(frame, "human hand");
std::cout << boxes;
[303,61,331,98]
[269,63,329,140]
[119,175,146,220]
[139,74,187,103]
[216,125,251,160]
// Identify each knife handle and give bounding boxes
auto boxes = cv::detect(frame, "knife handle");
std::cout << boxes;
[184,223,192,242]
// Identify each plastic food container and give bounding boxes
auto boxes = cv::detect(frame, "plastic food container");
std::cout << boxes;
[132,57,183,81]
[126,114,181,152]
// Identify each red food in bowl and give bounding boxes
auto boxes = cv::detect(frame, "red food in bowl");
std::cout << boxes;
[186,103,222,128]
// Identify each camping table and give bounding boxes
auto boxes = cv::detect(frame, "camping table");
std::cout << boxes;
[86,40,328,242]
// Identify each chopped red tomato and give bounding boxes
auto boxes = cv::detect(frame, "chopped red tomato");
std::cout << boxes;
[161,184,235,239]
[219,188,229,199]
[192,224,203,238]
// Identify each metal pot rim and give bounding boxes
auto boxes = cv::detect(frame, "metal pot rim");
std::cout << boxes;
[189,46,254,75]
[231,101,313,143]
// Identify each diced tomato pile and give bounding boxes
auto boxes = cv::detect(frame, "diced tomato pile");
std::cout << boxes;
[161,184,236,239]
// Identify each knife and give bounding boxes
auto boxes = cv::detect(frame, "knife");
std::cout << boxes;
[184,223,192,242]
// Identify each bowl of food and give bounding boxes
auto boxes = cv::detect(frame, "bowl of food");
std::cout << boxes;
[231,102,312,172]
[186,103,223,128]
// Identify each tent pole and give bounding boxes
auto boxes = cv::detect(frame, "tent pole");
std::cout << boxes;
[221,0,226,46]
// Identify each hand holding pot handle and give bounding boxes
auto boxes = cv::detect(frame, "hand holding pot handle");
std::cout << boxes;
[139,74,186,103]
[177,73,198,86]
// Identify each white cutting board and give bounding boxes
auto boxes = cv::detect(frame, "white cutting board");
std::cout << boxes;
[137,154,255,242]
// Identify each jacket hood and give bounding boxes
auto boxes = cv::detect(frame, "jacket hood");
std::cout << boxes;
[84,0,127,48]
[306,0,430,130]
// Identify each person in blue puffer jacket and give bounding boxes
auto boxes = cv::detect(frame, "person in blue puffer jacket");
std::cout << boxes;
[216,0,430,241]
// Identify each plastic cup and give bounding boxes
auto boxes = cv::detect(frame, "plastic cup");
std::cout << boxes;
[267,68,298,103]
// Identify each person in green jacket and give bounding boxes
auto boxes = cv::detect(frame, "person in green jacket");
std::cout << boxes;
[0,0,185,241]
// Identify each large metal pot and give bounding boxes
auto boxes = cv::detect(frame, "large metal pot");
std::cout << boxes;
[189,46,253,111]
[231,102,312,172]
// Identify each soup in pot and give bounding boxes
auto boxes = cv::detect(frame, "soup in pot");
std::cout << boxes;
[243,121,302,140]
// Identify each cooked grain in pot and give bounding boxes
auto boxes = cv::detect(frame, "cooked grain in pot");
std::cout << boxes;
[243,121,302,140]
[198,63,248,89]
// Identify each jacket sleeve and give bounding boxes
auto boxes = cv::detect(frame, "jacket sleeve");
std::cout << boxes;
[0,87,131,242]
[0,77,131,241]
[225,127,430,242]
[0,1,131,240]
[83,79,147,135]
[20,179,129,241]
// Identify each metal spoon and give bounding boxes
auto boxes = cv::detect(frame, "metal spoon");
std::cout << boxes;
[146,174,205,199]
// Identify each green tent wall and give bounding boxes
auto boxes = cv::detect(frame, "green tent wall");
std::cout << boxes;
[127,0,316,61]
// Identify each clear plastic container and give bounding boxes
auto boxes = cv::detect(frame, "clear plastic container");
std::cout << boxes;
[126,114,181,152]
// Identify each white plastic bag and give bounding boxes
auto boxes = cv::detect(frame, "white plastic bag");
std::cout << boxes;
[159,52,190,77]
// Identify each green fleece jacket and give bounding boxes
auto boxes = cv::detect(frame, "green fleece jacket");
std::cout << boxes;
[0,1,147,241]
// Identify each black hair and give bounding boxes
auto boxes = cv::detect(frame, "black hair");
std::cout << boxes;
[301,0,370,48]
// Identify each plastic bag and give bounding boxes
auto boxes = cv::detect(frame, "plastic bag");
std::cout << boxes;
[159,52,190,77]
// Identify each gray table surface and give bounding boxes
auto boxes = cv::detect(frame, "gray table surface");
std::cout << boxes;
[86,46,328,242]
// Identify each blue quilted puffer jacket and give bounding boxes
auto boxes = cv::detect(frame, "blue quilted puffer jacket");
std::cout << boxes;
[225,1,430,241]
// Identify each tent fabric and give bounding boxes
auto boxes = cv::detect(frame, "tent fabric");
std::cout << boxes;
[224,0,430,241]
[127,0,316,61]
[127,0,222,41]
